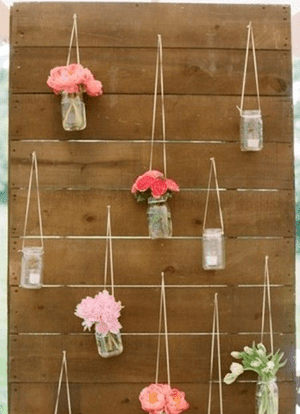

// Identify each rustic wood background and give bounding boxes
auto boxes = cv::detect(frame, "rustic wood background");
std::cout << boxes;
[8,3,296,414]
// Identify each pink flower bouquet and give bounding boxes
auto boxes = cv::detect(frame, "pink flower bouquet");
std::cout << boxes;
[131,170,179,202]
[139,383,189,414]
[74,289,123,334]
[47,63,103,96]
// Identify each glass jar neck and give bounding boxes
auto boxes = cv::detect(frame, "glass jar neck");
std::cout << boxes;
[258,376,277,385]
[148,195,169,205]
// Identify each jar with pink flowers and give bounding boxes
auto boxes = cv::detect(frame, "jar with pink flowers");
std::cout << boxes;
[46,15,103,131]
[131,170,179,239]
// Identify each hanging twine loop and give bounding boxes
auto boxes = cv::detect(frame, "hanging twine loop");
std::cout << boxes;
[237,21,261,114]
[22,152,44,250]
[260,256,274,354]
[207,293,223,414]
[66,14,80,66]
[203,157,224,234]
[149,34,167,177]
[155,272,171,387]
[54,350,72,414]
[104,205,115,297]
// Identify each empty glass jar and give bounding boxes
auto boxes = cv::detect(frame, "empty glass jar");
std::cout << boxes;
[240,110,263,151]
[95,331,123,358]
[202,228,225,270]
[255,377,278,414]
[147,196,172,239]
[20,246,44,289]
[61,91,86,131]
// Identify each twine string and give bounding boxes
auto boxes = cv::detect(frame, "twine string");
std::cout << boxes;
[203,157,224,233]
[149,34,167,176]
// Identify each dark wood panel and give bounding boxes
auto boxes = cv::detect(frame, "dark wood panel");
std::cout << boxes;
[9,286,294,334]
[9,95,293,142]
[9,238,294,286]
[10,189,294,237]
[11,3,291,49]
[10,142,293,190]
[10,382,296,414]
[10,48,291,95]
[9,334,294,383]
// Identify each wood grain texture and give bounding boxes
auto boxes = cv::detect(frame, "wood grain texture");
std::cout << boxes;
[11,3,291,49]
[10,141,293,190]
[9,238,294,286]
[9,286,294,334]
[8,4,295,414]
[10,382,296,414]
[10,189,294,237]
[9,334,295,383]
[10,94,293,142]
[10,48,292,95]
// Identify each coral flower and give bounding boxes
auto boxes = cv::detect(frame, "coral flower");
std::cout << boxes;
[150,178,168,198]
[139,384,169,413]
[165,389,190,414]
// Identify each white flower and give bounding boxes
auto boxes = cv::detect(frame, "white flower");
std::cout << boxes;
[257,343,266,354]
[230,362,244,376]
[262,361,275,373]
[244,346,253,355]
[224,373,237,385]
[257,349,265,357]
[231,351,241,359]
[250,359,262,367]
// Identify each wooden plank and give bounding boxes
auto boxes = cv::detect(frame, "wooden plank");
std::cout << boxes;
[9,286,294,334]
[10,48,291,95]
[9,238,294,286]
[10,382,296,414]
[11,3,291,50]
[10,189,294,237]
[10,142,293,190]
[9,334,294,383]
[9,95,293,143]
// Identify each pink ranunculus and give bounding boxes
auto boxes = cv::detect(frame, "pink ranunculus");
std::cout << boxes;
[150,178,168,198]
[85,79,103,96]
[139,384,167,413]
[165,178,180,192]
[165,389,189,414]
[81,68,95,85]
[135,175,156,192]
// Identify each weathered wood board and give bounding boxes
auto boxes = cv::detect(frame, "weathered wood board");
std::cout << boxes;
[8,3,295,414]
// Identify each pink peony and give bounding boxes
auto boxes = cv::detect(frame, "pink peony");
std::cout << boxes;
[85,79,103,96]
[150,179,168,199]
[139,384,170,413]
[47,63,103,97]
[75,289,123,334]
[165,389,189,414]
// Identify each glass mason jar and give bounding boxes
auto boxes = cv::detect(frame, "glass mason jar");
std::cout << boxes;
[147,196,172,239]
[20,246,44,289]
[240,110,263,151]
[95,330,123,358]
[255,377,278,414]
[61,91,86,131]
[202,228,225,270]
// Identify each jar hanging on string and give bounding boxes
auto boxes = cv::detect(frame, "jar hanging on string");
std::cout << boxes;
[255,377,278,414]
[202,157,225,270]
[75,206,124,358]
[131,35,179,239]
[46,14,103,132]
[20,152,44,289]
[61,90,86,131]
[238,21,263,151]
